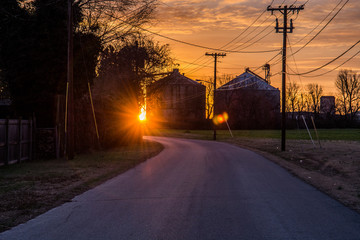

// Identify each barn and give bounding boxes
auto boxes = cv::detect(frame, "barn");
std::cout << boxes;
[215,69,280,129]
[148,69,206,128]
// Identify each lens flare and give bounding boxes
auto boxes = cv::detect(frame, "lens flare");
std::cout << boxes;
[213,112,229,125]
[139,107,146,121]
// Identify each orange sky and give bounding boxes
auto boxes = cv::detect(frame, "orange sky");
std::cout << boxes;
[148,0,360,95]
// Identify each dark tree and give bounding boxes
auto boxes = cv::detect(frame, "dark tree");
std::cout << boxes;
[307,83,323,116]
[77,0,157,45]
[335,69,360,121]
[93,36,174,146]
[286,82,300,119]
[0,0,101,126]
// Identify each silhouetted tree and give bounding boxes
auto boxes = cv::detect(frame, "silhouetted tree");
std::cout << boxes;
[0,0,101,127]
[296,92,308,114]
[0,0,156,126]
[286,82,300,119]
[77,0,157,45]
[202,74,233,119]
[93,36,174,146]
[335,69,360,121]
[307,83,323,116]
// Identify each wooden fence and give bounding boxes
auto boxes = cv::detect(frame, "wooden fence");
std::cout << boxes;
[0,119,33,166]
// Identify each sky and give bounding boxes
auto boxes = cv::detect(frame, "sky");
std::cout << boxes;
[148,0,360,95]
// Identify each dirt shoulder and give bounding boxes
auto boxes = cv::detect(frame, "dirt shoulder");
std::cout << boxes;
[223,138,360,214]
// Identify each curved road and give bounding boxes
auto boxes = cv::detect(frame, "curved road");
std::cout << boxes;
[1,137,360,240]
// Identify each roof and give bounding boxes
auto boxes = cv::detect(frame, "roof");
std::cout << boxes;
[218,69,278,91]
[154,69,204,86]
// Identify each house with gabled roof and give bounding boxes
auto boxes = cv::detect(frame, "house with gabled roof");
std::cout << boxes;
[148,69,206,128]
[215,68,280,129]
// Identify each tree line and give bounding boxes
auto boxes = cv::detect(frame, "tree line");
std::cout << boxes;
[0,0,174,150]
[286,69,360,124]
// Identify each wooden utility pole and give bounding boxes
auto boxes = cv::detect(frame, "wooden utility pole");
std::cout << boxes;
[205,52,226,140]
[267,5,304,151]
[66,0,75,159]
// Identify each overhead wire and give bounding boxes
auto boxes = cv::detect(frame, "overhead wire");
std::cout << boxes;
[181,0,305,76]
[174,0,279,74]
[287,36,304,89]
[234,25,277,52]
[293,0,344,46]
[114,19,282,54]
[226,15,274,51]
[290,0,349,57]
[288,40,360,76]
[219,0,276,50]
[293,49,360,78]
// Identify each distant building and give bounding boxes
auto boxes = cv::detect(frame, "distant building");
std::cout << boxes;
[320,96,335,115]
[148,69,206,128]
[215,69,280,129]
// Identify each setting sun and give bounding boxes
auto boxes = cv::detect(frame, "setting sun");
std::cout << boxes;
[139,107,146,121]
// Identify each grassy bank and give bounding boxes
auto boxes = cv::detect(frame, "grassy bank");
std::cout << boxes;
[0,140,163,232]
[150,128,360,141]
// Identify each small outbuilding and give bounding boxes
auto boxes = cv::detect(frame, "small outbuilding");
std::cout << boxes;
[148,69,206,128]
[320,96,335,115]
[215,69,280,129]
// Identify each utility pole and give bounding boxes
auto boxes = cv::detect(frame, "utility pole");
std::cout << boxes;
[205,52,226,140]
[66,0,74,160]
[267,4,304,151]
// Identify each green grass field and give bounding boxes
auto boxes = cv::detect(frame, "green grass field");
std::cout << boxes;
[150,128,360,141]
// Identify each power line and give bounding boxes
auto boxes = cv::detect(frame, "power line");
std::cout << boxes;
[288,40,360,76]
[215,0,278,51]
[226,15,274,51]
[293,50,360,78]
[287,36,304,88]
[174,58,213,68]
[115,16,281,53]
[293,0,344,46]
[178,0,306,76]
[171,0,279,74]
[290,0,349,56]
[233,25,277,51]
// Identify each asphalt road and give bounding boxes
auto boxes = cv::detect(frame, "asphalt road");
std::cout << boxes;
[1,136,360,240]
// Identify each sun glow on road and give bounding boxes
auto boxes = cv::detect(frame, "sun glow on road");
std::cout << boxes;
[139,106,146,121]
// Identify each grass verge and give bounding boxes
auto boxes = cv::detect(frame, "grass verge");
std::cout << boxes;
[150,128,360,141]
[0,140,163,233]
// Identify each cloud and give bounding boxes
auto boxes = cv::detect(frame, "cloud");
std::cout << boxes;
[151,0,360,94]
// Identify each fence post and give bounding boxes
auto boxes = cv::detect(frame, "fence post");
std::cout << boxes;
[29,118,33,161]
[55,126,60,159]
[18,117,22,163]
[32,113,37,160]
[5,118,9,165]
